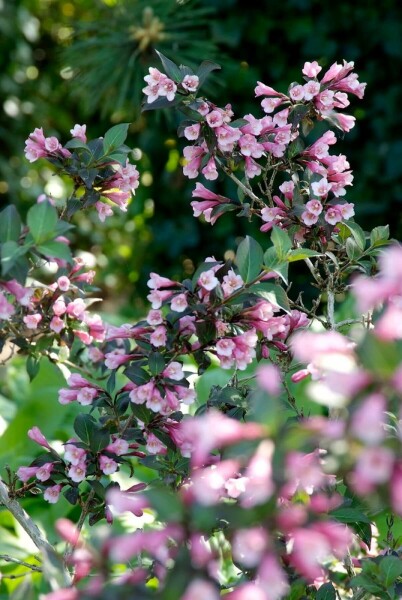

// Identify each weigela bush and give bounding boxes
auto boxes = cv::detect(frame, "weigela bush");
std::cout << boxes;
[1,54,402,600]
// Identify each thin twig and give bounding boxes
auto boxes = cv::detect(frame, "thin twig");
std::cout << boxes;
[0,478,71,587]
[64,488,95,560]
[0,554,42,572]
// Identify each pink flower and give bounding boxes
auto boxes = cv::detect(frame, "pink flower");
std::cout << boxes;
[23,313,42,329]
[76,386,98,406]
[184,123,201,140]
[257,554,290,600]
[70,124,87,143]
[28,426,52,450]
[150,325,167,347]
[256,364,281,395]
[106,487,148,517]
[95,201,114,221]
[17,466,39,482]
[301,210,319,227]
[163,361,184,381]
[147,309,163,325]
[24,127,47,162]
[240,440,275,507]
[206,110,224,128]
[305,199,323,216]
[104,350,133,369]
[324,206,342,225]
[231,527,268,567]
[198,268,219,291]
[182,74,199,92]
[36,462,54,481]
[4,280,33,307]
[289,84,305,101]
[201,157,218,180]
[311,177,332,197]
[50,316,64,333]
[44,484,62,504]
[0,292,15,320]
[68,462,87,483]
[99,454,118,475]
[222,269,244,296]
[170,293,188,312]
[64,442,87,465]
[106,438,129,456]
[180,410,264,467]
[57,276,70,291]
[181,579,220,600]
[350,393,386,445]
[302,61,322,77]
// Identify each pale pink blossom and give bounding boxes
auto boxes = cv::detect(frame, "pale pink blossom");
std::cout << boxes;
[36,462,54,482]
[70,124,87,143]
[104,349,133,370]
[350,393,386,445]
[201,157,218,180]
[181,578,220,600]
[231,527,268,567]
[311,177,332,197]
[50,316,64,333]
[184,123,201,141]
[303,80,321,100]
[206,110,224,128]
[289,84,305,101]
[76,386,98,406]
[198,268,219,291]
[257,553,290,600]
[64,442,86,465]
[99,454,118,475]
[0,292,15,320]
[302,61,322,77]
[301,210,319,227]
[150,325,167,347]
[222,270,244,296]
[256,364,281,395]
[95,201,114,221]
[105,438,129,456]
[44,484,62,504]
[163,361,184,381]
[145,432,166,454]
[181,74,199,92]
[23,313,42,329]
[68,462,87,483]
[261,97,283,113]
[147,309,163,326]
[17,466,39,482]
[324,206,342,225]
[305,199,323,215]
[170,293,188,312]
[28,427,52,450]
[240,440,275,507]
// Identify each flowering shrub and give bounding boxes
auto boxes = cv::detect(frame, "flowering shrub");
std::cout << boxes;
[1,53,401,600]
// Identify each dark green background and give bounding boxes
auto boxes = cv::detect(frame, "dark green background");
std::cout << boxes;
[1,0,401,315]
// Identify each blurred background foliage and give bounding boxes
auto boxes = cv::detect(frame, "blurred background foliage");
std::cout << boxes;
[0,0,402,315]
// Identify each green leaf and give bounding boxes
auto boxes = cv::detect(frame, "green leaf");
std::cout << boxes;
[107,152,129,164]
[379,556,402,587]
[89,427,110,453]
[235,235,264,283]
[271,226,292,259]
[64,138,89,150]
[196,59,221,86]
[249,282,291,313]
[37,240,72,262]
[263,246,289,284]
[287,248,322,262]
[345,236,363,260]
[370,225,390,248]
[316,582,336,600]
[350,574,385,594]
[1,241,29,276]
[0,205,21,243]
[74,413,97,446]
[124,365,151,386]
[149,352,165,376]
[27,201,58,244]
[155,50,182,82]
[26,356,41,382]
[103,123,130,154]
[344,220,366,251]
[357,332,402,377]
[330,507,371,524]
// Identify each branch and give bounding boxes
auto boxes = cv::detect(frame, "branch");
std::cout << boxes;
[0,554,42,572]
[0,478,71,587]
